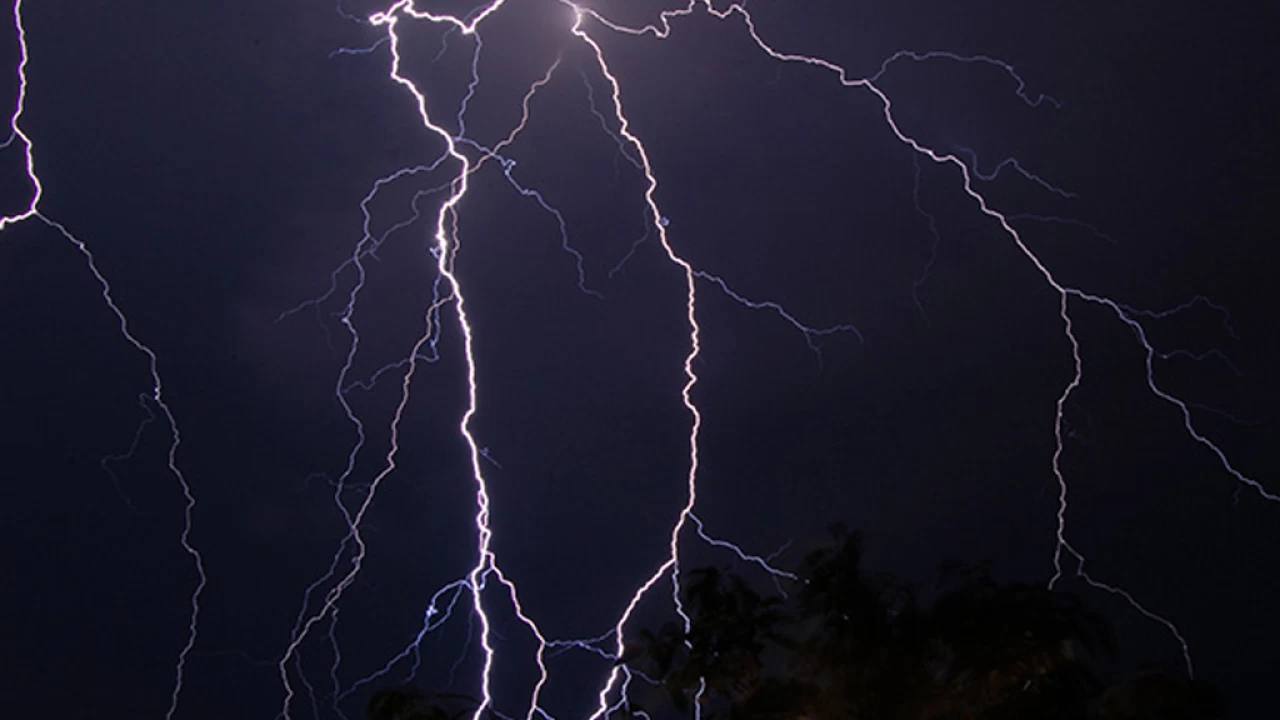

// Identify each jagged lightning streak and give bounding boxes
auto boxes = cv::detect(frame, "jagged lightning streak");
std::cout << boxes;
[1,2,206,717]
[364,7,563,717]
[291,3,834,715]
[557,7,711,716]
[287,0,1268,715]
[290,2,742,714]
[0,0,38,230]
[277,162,451,715]
[277,55,569,704]
[569,0,1277,699]
[278,4,560,718]
[18,0,1268,715]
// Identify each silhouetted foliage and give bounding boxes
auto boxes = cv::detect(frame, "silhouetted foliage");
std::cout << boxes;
[366,685,482,720]
[369,527,1219,720]
[1100,670,1223,720]
[617,525,1220,720]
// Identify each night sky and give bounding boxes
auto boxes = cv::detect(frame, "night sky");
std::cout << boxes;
[2,1,1278,718]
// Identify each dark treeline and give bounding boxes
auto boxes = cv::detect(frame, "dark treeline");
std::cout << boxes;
[371,525,1221,720]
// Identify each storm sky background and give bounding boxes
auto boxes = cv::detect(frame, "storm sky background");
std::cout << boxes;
[2,1,1278,717]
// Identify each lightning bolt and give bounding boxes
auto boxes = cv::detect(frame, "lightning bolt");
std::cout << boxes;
[2,2,206,717]
[9,0,1274,717]
[356,1,1273,711]
[278,3,840,717]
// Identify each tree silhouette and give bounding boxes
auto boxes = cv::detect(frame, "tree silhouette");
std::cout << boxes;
[366,685,483,720]
[616,524,1220,720]
[367,525,1220,720]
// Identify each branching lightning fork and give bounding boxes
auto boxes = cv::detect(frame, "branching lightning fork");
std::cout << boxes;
[2,3,206,718]
[7,0,1274,717]
[297,1,1275,713]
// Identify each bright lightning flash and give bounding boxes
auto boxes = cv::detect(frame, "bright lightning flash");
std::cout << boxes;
[1,3,206,720]
[5,1,1274,718]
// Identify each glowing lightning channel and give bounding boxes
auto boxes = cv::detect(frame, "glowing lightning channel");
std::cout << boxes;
[295,2,832,715]
[555,6,712,716]
[569,0,1277,697]
[2,2,206,717]
[22,0,1270,715]
[277,53,568,705]
[367,6,555,718]
[283,0,1270,715]
[0,0,39,230]
[277,4,559,718]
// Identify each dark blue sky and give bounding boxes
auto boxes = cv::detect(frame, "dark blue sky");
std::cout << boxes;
[2,1,1277,717]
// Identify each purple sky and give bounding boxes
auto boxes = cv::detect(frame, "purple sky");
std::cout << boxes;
[3,1,1277,717]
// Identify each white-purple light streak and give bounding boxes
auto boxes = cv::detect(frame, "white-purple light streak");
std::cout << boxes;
[6,0,1275,717]
[2,3,206,718]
